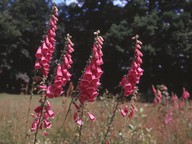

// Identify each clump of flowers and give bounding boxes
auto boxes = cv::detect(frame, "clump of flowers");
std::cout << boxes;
[119,34,143,118]
[120,35,143,97]
[31,34,74,137]
[34,3,58,77]
[73,30,104,125]
[152,84,169,104]
[28,4,75,143]
[102,35,144,144]
[46,34,74,98]
[31,100,54,135]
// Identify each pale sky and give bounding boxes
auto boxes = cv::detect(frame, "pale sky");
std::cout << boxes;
[54,0,76,5]
[54,0,127,6]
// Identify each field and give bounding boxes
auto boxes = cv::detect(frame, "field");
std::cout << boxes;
[0,93,192,144]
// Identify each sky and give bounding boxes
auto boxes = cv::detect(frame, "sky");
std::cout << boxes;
[54,0,76,5]
[54,0,127,6]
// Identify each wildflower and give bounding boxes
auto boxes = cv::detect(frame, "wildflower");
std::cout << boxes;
[45,35,74,98]
[164,111,173,126]
[88,112,96,121]
[182,87,190,100]
[120,35,143,97]
[31,100,54,134]
[73,31,104,125]
[153,89,162,104]
[78,31,104,104]
[34,6,58,77]
[120,105,129,117]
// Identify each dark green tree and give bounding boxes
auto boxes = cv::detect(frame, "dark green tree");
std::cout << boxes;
[0,0,51,93]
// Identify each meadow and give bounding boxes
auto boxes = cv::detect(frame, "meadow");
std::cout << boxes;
[0,93,192,144]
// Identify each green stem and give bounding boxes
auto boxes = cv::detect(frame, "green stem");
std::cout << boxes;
[102,100,120,144]
[33,95,47,144]
[24,71,36,144]
[78,106,84,144]
[58,95,75,143]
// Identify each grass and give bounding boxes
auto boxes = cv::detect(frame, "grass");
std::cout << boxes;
[0,93,192,144]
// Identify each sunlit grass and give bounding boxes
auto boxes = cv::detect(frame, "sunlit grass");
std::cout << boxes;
[0,94,192,144]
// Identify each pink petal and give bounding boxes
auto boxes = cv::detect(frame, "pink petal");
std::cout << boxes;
[88,112,96,121]
[42,42,49,53]
[34,60,41,70]
[47,109,54,118]
[120,109,127,117]
[35,46,43,59]
[76,119,83,126]
[56,64,63,77]
[86,87,95,95]
[44,120,52,129]
[43,131,49,136]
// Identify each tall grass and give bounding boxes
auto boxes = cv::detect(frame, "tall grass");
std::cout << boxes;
[1,94,192,144]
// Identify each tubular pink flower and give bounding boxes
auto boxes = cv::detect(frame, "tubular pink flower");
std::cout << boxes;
[120,105,129,117]
[182,87,190,100]
[42,42,49,53]
[31,119,39,132]
[35,47,43,59]
[43,119,52,129]
[43,131,49,136]
[34,60,41,70]
[88,112,96,121]
[76,119,83,126]
[31,100,54,134]
[153,89,162,104]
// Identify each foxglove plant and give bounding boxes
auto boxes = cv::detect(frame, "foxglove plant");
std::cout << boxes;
[73,30,104,125]
[120,35,144,97]
[102,35,144,144]
[31,34,74,142]
[24,4,59,143]
[119,34,143,117]
[58,31,103,144]
[68,30,104,143]
[152,85,163,104]
[34,4,58,77]
[27,4,75,143]
[45,34,74,98]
